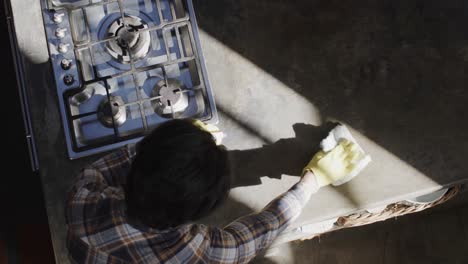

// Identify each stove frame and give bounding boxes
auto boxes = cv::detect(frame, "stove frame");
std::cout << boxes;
[41,0,217,159]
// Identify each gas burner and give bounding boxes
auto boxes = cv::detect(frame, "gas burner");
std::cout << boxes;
[105,15,151,64]
[70,86,95,106]
[97,96,127,128]
[151,79,189,117]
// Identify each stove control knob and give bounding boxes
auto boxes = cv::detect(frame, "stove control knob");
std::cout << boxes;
[58,43,70,53]
[55,28,67,39]
[61,58,72,70]
[53,13,65,24]
[63,74,75,86]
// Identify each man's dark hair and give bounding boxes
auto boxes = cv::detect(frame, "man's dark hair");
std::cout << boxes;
[125,119,230,229]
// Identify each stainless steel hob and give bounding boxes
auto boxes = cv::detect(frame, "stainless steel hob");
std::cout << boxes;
[40,0,217,159]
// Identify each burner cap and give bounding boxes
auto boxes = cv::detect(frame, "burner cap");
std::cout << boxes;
[97,96,127,127]
[151,79,189,117]
[105,15,151,64]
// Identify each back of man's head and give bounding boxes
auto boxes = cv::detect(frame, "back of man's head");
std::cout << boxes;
[126,119,230,229]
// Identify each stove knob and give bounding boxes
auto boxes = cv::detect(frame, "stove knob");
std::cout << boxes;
[58,43,70,53]
[55,28,67,39]
[61,58,73,70]
[53,13,65,24]
[63,74,75,86]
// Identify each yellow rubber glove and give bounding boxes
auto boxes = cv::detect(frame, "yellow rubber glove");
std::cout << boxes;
[192,120,225,145]
[303,139,364,187]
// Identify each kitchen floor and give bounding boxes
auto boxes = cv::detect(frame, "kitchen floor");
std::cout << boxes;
[0,2,55,263]
[2,0,468,263]
[253,193,468,264]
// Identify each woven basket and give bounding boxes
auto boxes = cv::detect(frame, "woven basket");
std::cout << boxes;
[335,185,461,228]
[301,185,461,240]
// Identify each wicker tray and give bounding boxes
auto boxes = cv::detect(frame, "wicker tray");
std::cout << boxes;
[301,185,461,240]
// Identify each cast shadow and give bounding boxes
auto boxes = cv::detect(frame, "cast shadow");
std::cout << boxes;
[229,122,336,188]
[202,121,361,229]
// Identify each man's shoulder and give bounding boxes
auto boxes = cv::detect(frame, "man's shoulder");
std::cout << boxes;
[68,222,211,263]
[91,146,134,170]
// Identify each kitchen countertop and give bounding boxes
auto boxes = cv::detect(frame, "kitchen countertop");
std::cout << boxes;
[9,0,468,263]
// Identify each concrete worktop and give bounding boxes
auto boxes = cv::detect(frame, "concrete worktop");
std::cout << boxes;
[9,0,468,263]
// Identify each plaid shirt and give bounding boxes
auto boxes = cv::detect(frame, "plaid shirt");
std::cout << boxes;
[66,145,314,264]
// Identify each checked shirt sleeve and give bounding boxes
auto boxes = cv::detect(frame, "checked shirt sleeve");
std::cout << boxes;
[65,145,136,237]
[203,179,316,264]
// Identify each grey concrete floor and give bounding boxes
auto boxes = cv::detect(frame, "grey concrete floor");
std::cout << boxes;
[190,0,468,263]
[253,192,468,264]
[193,0,468,189]
[1,2,55,263]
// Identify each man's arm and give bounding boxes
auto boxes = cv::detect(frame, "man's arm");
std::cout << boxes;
[202,138,363,263]
[203,172,319,264]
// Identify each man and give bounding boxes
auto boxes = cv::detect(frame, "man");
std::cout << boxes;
[66,119,361,263]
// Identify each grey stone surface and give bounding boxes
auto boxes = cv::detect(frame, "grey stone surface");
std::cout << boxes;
[194,0,468,228]
[252,198,468,264]
[9,0,468,263]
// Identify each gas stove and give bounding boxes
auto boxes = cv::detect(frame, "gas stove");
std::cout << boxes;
[40,0,218,159]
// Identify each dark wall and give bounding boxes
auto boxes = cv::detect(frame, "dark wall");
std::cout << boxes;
[0,0,47,225]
